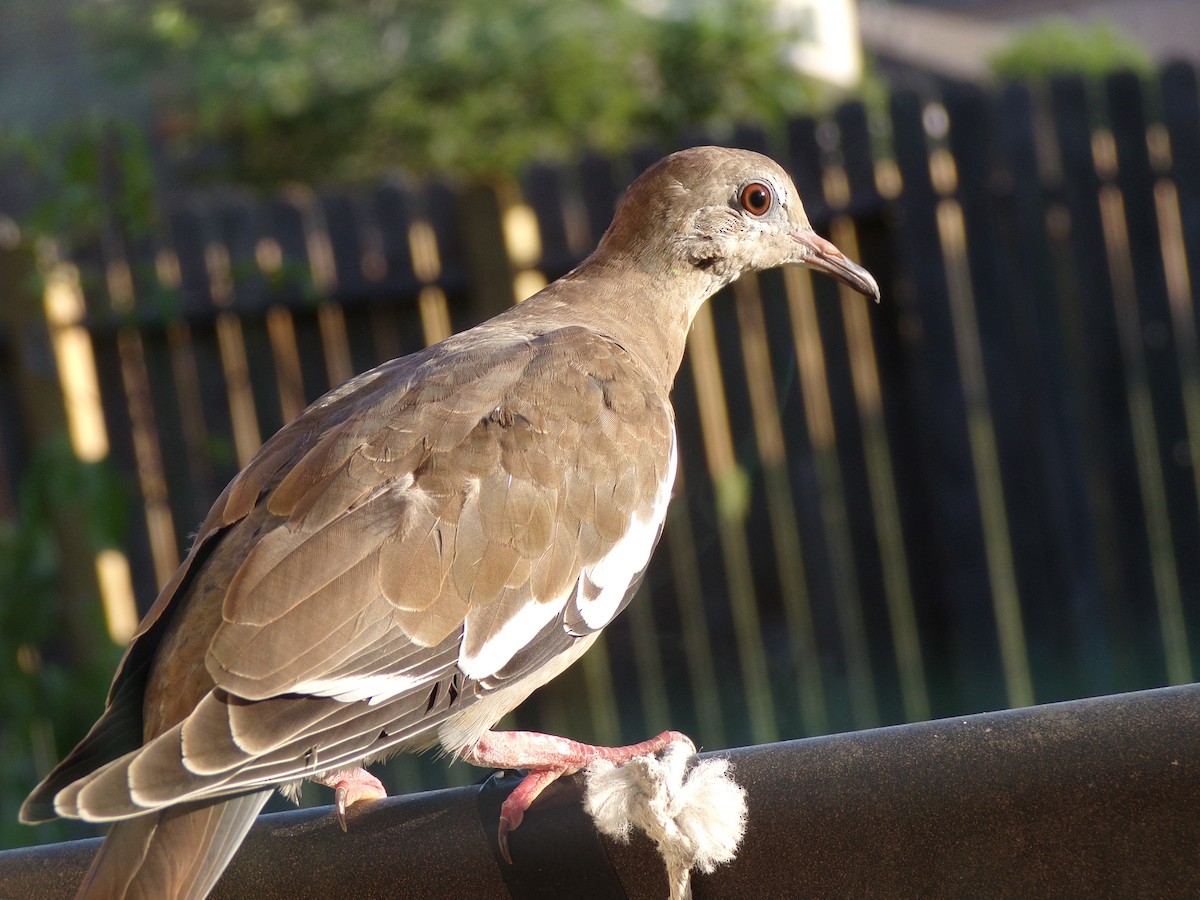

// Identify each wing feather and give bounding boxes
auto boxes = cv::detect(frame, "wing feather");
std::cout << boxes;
[34,325,677,824]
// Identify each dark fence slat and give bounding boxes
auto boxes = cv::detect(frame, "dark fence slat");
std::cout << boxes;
[519,162,575,279]
[206,197,287,446]
[88,329,161,606]
[1160,60,1200,662]
[263,196,328,404]
[367,181,433,358]
[1048,75,1156,685]
[319,190,370,301]
[944,82,1038,708]
[1162,62,1200,322]
[888,89,1002,715]
[1107,70,1198,684]
[263,194,314,308]
[167,206,212,317]
[368,182,419,295]
[784,116,830,224]
[212,195,268,313]
[418,180,473,330]
[447,182,511,327]
[993,81,1112,699]
[575,153,624,252]
[834,99,928,725]
[836,101,881,215]
[320,190,388,375]
[825,103,900,725]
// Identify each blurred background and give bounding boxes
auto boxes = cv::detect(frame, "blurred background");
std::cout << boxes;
[3,0,1199,849]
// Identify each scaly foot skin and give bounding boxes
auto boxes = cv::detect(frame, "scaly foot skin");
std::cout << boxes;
[464,729,693,862]
[311,766,388,832]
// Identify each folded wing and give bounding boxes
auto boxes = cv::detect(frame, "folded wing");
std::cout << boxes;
[27,325,676,823]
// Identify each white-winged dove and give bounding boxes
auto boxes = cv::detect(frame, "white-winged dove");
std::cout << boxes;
[22,146,879,899]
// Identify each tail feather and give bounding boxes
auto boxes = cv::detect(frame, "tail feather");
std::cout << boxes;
[75,789,272,900]
[21,686,145,824]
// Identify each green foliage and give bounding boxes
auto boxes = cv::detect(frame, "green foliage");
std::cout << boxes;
[79,0,831,184]
[1,119,159,253]
[990,18,1153,82]
[0,435,127,848]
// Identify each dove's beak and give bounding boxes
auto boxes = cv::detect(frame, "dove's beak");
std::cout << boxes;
[792,231,881,303]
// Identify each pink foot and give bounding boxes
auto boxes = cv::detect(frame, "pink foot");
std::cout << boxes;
[463,729,692,862]
[312,766,387,832]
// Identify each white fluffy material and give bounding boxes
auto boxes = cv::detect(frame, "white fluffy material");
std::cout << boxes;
[583,738,748,900]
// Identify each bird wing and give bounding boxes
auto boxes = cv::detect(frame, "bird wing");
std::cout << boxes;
[209,322,676,699]
[29,324,676,822]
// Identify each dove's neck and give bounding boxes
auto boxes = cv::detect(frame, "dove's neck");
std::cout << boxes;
[507,250,732,393]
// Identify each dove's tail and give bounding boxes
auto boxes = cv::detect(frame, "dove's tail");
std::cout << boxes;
[75,789,272,900]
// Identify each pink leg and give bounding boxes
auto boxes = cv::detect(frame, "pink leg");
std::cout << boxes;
[311,766,388,832]
[463,729,691,862]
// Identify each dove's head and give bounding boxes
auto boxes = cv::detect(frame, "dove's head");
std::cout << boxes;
[598,146,880,303]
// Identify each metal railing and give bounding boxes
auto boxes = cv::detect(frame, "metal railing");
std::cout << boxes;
[3,684,1197,898]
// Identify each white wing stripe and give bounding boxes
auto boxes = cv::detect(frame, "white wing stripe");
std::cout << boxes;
[294,673,424,706]
[576,433,677,631]
[456,430,677,678]
[458,593,565,680]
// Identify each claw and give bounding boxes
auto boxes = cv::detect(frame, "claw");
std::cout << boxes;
[312,766,387,833]
[497,816,514,865]
[497,795,528,864]
[335,785,349,833]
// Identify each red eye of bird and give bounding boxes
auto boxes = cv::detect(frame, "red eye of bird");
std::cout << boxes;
[739,182,773,216]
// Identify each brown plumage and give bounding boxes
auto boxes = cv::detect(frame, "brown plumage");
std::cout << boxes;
[22,146,879,898]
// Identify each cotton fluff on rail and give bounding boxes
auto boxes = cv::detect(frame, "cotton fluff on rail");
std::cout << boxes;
[583,739,748,900]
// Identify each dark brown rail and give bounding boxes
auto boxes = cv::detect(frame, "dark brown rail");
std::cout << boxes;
[3,684,1197,898]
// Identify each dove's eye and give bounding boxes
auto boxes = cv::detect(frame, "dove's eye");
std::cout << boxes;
[739,182,773,217]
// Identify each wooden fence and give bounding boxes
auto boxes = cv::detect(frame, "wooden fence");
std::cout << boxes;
[3,63,1200,800]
